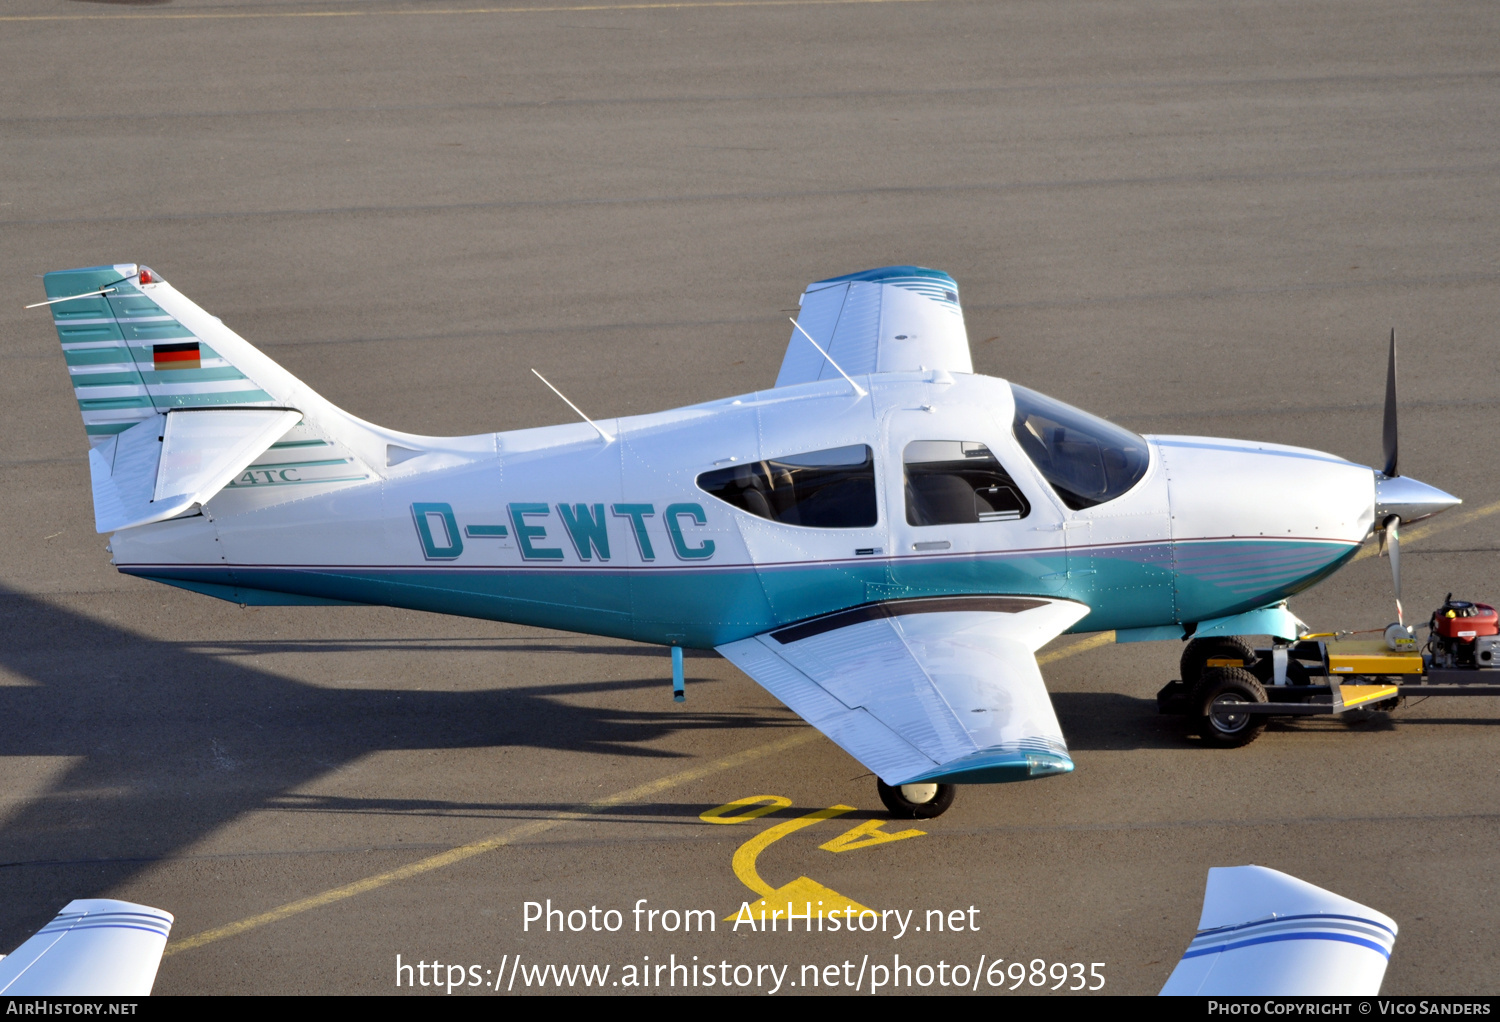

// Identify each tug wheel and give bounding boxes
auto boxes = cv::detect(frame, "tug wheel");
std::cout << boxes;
[1180,636,1258,687]
[877,780,955,819]
[1191,667,1268,747]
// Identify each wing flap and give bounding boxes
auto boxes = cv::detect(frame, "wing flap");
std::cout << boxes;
[718,596,1090,785]
[717,638,935,784]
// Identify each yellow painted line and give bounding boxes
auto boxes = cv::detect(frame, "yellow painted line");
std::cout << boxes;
[700,794,792,824]
[1352,496,1500,563]
[1037,630,1116,665]
[0,0,940,24]
[818,817,924,853]
[164,729,818,957]
[731,805,854,898]
[724,803,878,920]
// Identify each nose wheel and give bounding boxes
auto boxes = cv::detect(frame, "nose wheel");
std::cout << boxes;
[877,779,956,818]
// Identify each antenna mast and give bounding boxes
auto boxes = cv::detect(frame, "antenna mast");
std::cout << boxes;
[530,369,615,444]
[788,317,867,398]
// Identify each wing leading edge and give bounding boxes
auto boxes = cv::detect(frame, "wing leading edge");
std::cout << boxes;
[717,596,1089,785]
[775,266,973,388]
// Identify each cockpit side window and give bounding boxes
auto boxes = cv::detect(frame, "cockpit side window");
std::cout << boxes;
[696,444,877,528]
[904,440,1030,526]
[1010,384,1149,510]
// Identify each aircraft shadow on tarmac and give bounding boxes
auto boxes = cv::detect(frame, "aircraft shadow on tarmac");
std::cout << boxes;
[180,637,723,660]
[4,586,1489,949]
[1049,691,1500,747]
[1049,691,1188,751]
[0,586,788,949]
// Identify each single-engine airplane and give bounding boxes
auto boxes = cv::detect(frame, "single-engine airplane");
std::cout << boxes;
[37,263,1460,817]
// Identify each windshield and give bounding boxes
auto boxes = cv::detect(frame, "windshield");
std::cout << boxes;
[1010,384,1149,510]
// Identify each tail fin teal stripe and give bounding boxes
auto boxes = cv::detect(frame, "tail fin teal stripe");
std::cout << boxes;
[44,264,271,445]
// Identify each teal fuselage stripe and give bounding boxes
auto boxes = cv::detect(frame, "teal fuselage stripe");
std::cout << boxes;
[127,538,1358,649]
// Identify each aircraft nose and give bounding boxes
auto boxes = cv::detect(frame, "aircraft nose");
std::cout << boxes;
[1375,472,1462,524]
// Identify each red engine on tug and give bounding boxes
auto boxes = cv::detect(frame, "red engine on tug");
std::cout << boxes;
[1428,595,1500,669]
[1431,596,1499,640]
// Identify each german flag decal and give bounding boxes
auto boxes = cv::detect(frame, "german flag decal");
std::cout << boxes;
[153,341,201,371]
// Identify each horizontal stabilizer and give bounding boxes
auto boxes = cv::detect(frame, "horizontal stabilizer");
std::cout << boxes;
[1160,865,1396,996]
[89,407,301,532]
[0,899,173,995]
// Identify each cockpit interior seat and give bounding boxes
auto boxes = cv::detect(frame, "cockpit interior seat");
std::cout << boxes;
[908,473,979,526]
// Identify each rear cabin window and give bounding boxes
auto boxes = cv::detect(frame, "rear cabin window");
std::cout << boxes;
[1010,384,1149,510]
[904,441,1030,526]
[696,445,877,528]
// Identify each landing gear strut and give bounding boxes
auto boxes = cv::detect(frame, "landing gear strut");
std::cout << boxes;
[877,779,956,818]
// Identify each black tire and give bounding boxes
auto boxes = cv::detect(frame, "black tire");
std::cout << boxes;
[1250,654,1312,690]
[1191,667,1268,747]
[877,780,956,819]
[1180,636,1258,686]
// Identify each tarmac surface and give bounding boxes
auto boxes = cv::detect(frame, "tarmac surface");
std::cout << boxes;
[2,0,1498,996]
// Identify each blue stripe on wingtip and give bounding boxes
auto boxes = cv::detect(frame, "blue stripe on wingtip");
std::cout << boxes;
[41,922,171,939]
[1182,931,1391,960]
[1195,912,1398,940]
[810,265,957,288]
[897,745,1074,785]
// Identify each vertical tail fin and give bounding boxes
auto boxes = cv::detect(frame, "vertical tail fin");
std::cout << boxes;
[42,263,391,531]
[45,263,281,446]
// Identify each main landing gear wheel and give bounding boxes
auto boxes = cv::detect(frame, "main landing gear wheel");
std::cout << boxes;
[1180,635,1258,687]
[877,780,956,819]
[1191,666,1268,747]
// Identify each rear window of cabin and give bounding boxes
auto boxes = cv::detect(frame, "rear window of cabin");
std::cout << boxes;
[696,445,877,528]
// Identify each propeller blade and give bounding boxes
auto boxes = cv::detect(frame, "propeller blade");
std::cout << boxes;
[1386,515,1403,625]
[1382,328,1399,478]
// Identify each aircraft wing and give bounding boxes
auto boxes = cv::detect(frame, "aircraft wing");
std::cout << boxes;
[775,266,973,388]
[1160,866,1397,996]
[0,899,173,995]
[717,596,1089,785]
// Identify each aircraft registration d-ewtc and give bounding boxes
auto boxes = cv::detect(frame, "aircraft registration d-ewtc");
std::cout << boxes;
[37,263,1461,817]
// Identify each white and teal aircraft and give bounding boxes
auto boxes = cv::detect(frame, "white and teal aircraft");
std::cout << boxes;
[37,263,1460,817]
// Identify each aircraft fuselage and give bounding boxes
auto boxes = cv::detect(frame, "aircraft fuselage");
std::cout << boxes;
[111,371,1377,648]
